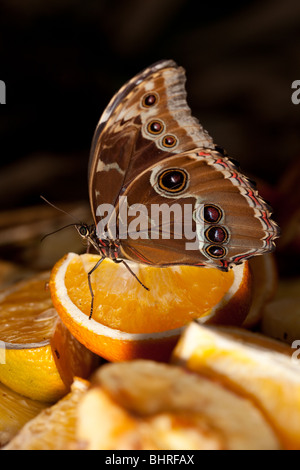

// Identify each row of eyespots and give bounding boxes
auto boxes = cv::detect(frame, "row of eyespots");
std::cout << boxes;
[201,204,228,259]
[142,93,177,149]
[142,96,227,260]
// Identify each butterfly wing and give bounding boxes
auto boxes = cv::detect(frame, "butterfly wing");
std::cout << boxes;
[89,60,279,269]
[116,149,279,269]
[88,60,214,222]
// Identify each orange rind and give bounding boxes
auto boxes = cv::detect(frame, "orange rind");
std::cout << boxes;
[49,252,252,361]
[0,273,97,402]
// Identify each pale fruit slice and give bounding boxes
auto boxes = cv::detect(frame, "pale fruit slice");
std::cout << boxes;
[243,253,278,328]
[3,378,89,450]
[77,360,280,450]
[0,273,97,402]
[0,381,48,447]
[50,252,252,361]
[261,277,300,344]
[77,387,226,450]
[173,322,300,449]
[261,297,300,344]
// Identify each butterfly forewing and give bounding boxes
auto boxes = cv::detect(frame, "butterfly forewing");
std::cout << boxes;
[88,60,214,222]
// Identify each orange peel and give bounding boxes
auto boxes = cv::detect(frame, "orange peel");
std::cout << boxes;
[50,252,252,361]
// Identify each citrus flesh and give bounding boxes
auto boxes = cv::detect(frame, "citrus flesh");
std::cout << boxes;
[50,253,252,361]
[0,273,97,402]
[64,255,238,333]
[0,273,53,343]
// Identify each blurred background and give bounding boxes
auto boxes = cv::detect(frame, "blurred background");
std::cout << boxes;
[0,0,299,274]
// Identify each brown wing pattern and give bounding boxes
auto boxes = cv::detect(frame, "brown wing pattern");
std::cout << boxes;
[88,60,279,269]
[115,150,279,269]
[88,60,214,222]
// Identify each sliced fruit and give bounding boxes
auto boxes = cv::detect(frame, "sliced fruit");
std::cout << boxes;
[49,252,252,361]
[261,297,300,344]
[276,276,300,299]
[260,275,300,344]
[0,273,97,402]
[0,381,48,447]
[77,360,280,450]
[3,378,89,450]
[243,253,278,328]
[172,322,300,449]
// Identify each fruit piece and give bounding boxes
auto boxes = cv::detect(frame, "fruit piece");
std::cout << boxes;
[173,322,300,449]
[276,158,300,253]
[276,276,300,299]
[49,252,252,362]
[0,273,97,402]
[0,381,48,447]
[78,387,227,450]
[260,276,300,344]
[243,253,278,328]
[3,378,89,450]
[261,297,300,344]
[77,360,279,450]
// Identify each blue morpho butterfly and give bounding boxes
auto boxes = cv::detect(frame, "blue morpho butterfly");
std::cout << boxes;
[44,60,279,319]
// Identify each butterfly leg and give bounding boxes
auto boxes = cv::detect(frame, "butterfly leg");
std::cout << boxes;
[87,257,105,319]
[120,260,150,291]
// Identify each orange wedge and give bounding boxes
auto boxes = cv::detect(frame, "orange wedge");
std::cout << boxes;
[261,297,300,345]
[243,253,278,328]
[0,273,97,402]
[3,377,89,450]
[76,360,280,450]
[261,276,300,344]
[49,252,252,361]
[173,322,300,449]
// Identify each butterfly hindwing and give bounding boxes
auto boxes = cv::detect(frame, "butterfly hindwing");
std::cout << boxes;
[114,149,278,268]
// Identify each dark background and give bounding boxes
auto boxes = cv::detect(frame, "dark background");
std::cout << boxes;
[0,0,300,212]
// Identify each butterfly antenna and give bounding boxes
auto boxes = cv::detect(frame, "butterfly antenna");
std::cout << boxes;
[40,195,79,223]
[40,223,78,242]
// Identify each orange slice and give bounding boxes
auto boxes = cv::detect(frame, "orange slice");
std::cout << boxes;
[49,252,252,361]
[3,377,89,450]
[76,360,280,450]
[173,322,300,449]
[243,253,278,328]
[261,276,300,344]
[261,297,300,344]
[0,273,97,402]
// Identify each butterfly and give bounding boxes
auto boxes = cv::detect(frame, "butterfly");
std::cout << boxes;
[77,60,279,314]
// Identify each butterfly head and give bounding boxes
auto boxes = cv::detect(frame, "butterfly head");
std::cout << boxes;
[75,223,100,252]
[76,223,91,239]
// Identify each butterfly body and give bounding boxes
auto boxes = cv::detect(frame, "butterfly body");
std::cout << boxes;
[83,60,279,273]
